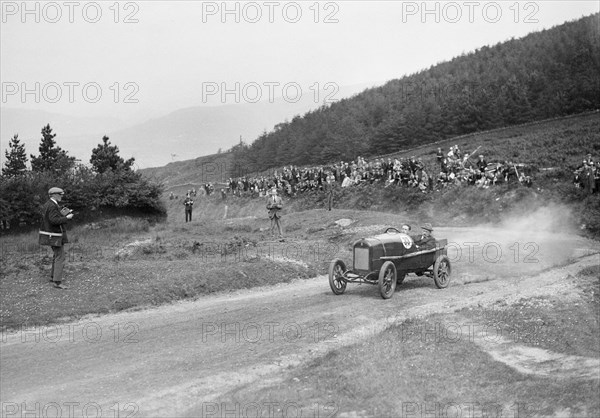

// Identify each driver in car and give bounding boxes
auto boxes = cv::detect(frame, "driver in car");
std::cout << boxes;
[413,223,436,250]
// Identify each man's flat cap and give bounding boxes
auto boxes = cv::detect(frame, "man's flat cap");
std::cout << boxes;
[48,187,64,195]
[421,223,433,232]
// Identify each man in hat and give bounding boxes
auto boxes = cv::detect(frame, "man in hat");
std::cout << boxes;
[477,154,488,173]
[39,187,74,289]
[413,223,436,251]
[183,192,194,222]
[266,188,284,240]
[436,147,443,163]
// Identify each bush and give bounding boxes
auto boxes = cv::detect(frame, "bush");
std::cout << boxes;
[0,167,165,232]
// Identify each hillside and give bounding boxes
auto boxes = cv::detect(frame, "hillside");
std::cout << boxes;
[141,111,599,188]
[231,14,600,170]
[139,152,236,192]
[147,111,600,236]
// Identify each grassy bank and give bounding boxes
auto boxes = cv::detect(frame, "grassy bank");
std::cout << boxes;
[0,214,328,331]
[150,111,600,235]
[1,207,416,330]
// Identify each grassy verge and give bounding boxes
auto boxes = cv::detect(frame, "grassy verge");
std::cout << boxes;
[0,257,316,331]
[0,214,335,331]
[212,266,600,417]
[2,207,409,331]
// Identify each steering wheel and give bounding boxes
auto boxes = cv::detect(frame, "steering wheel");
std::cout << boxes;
[385,227,401,234]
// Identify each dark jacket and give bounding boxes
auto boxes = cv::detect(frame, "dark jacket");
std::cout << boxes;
[39,199,69,246]
[413,234,436,250]
[266,195,283,219]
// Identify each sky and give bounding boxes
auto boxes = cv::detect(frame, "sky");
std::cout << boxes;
[1,1,598,123]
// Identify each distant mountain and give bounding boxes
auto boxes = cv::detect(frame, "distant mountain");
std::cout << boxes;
[1,83,375,169]
[100,83,375,168]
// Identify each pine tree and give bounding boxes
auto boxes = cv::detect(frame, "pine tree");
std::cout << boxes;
[30,124,75,173]
[90,135,135,174]
[2,134,28,177]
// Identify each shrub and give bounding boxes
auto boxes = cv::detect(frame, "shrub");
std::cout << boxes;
[0,167,165,232]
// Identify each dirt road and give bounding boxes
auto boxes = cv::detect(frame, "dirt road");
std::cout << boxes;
[1,228,599,417]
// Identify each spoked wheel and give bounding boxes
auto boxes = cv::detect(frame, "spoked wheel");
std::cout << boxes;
[433,255,452,289]
[328,259,347,295]
[378,261,397,299]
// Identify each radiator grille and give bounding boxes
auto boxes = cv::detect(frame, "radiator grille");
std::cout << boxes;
[354,247,370,271]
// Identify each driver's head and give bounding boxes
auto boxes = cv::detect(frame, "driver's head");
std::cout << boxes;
[400,224,411,234]
[421,223,433,236]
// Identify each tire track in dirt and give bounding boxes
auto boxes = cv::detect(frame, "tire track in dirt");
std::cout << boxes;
[1,243,598,417]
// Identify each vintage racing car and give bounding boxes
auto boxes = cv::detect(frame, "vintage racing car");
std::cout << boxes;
[328,228,451,299]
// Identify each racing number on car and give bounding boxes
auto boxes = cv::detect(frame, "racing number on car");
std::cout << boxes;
[401,235,413,249]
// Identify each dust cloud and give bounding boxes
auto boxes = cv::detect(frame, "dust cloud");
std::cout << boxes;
[439,204,599,283]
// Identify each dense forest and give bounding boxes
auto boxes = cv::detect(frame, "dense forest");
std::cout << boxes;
[231,14,599,171]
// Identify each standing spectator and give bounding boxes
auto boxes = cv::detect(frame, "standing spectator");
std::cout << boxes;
[183,193,194,222]
[582,159,596,194]
[447,146,455,160]
[266,188,284,240]
[39,187,74,289]
[476,155,487,173]
[453,145,462,159]
[409,156,418,174]
[341,173,352,188]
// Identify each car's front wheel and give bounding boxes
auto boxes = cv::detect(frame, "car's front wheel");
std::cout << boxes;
[378,261,397,299]
[328,259,347,295]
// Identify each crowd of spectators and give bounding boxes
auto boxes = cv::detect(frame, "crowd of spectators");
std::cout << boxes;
[435,145,532,189]
[219,145,535,199]
[224,155,433,198]
[168,148,597,201]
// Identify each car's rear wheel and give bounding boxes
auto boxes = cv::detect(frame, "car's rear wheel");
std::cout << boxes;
[328,259,347,295]
[433,255,451,289]
[378,261,397,299]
